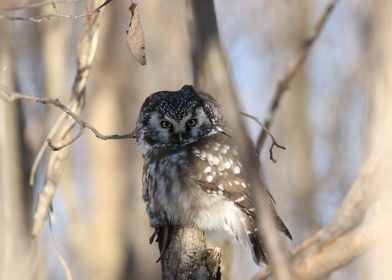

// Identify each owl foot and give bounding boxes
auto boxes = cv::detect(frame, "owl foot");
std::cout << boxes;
[156,225,169,263]
[149,229,158,244]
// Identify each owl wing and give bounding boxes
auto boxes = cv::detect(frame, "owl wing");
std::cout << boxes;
[188,132,292,240]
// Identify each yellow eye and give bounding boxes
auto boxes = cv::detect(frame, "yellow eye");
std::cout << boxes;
[160,121,172,129]
[186,119,197,127]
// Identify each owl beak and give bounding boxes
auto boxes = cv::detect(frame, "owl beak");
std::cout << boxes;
[171,131,184,143]
[177,132,183,142]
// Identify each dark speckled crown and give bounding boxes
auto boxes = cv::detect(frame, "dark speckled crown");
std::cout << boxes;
[137,85,224,130]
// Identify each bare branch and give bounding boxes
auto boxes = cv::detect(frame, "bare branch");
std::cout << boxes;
[0,85,134,151]
[254,216,376,280]
[253,144,384,280]
[28,5,106,236]
[0,0,113,23]
[29,107,71,186]
[1,0,77,11]
[47,124,82,151]
[255,0,340,153]
[240,112,286,162]
[48,212,73,280]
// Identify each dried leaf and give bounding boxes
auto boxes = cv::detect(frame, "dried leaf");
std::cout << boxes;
[127,3,146,65]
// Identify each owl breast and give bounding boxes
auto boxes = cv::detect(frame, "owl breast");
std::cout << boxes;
[142,133,250,247]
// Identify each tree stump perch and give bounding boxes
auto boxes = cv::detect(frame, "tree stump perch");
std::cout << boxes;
[158,225,222,280]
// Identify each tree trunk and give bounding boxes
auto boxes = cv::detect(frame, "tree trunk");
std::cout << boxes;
[159,225,221,280]
[0,21,42,280]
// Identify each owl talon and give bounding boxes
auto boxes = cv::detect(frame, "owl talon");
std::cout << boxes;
[156,225,169,263]
[149,228,159,244]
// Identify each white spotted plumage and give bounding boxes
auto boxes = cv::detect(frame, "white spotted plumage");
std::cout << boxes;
[134,85,292,265]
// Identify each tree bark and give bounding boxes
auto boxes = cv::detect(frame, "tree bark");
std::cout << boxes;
[159,225,221,280]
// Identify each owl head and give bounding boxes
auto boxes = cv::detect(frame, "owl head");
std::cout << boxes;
[133,85,225,155]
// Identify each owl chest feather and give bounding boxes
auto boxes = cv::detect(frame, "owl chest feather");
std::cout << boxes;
[143,144,249,246]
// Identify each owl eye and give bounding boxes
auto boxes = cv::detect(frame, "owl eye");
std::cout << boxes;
[160,120,172,129]
[186,119,197,127]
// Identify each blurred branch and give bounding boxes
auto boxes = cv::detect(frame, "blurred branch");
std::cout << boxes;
[0,86,134,151]
[2,0,78,11]
[158,226,221,280]
[48,216,73,280]
[0,0,113,23]
[255,0,340,153]
[189,0,291,279]
[29,110,69,186]
[0,24,40,278]
[254,215,376,280]
[254,147,383,279]
[31,8,102,236]
[240,112,286,162]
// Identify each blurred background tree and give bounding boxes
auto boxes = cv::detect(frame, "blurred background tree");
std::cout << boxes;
[0,0,391,279]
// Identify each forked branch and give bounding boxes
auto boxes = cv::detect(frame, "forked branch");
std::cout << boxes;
[240,112,286,162]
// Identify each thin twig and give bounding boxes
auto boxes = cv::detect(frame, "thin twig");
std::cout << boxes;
[48,211,73,280]
[240,112,286,162]
[29,102,77,186]
[47,122,81,151]
[0,85,134,151]
[255,0,340,153]
[0,0,113,23]
[1,0,77,11]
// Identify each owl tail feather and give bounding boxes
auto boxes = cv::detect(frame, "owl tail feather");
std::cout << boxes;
[246,215,292,265]
[275,214,293,240]
[248,230,268,265]
[243,215,268,265]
